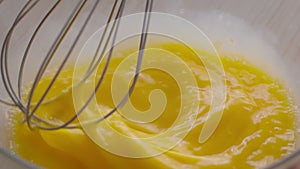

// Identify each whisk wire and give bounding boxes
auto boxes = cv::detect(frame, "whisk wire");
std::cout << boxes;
[78,0,124,86]
[1,1,59,127]
[1,0,40,109]
[35,0,128,130]
[97,0,153,122]
[1,0,153,130]
[85,0,121,75]
[25,0,88,129]
[18,0,61,101]
[0,0,58,127]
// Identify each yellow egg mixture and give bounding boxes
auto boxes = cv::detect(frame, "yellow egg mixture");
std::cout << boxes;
[10,43,296,169]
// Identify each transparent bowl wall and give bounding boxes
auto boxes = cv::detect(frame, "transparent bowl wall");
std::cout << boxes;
[0,0,300,168]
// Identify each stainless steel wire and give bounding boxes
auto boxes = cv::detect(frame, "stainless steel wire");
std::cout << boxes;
[0,0,153,130]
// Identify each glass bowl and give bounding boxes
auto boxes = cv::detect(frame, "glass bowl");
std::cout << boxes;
[0,0,299,168]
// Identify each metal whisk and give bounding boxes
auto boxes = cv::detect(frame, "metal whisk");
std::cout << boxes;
[0,0,153,130]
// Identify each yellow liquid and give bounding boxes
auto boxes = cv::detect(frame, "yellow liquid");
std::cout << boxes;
[10,43,296,169]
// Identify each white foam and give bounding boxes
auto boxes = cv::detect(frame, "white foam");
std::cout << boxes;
[180,11,290,85]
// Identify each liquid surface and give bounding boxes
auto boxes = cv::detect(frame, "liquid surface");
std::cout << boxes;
[10,43,296,169]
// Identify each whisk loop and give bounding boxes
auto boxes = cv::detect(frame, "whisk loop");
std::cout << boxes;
[0,0,153,130]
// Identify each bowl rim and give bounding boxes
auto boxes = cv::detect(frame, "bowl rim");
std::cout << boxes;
[1,146,300,169]
[265,148,300,169]
[0,147,39,169]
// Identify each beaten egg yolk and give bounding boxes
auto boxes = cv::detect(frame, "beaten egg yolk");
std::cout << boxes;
[10,43,296,169]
